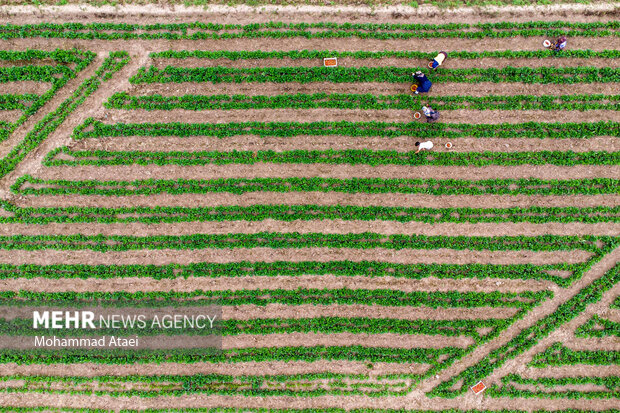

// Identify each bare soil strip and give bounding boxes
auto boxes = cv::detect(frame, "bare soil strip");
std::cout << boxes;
[415,246,620,393]
[0,110,22,123]
[0,266,560,293]
[0,360,430,378]
[33,163,620,181]
[4,36,619,55]
[565,337,620,351]
[2,3,619,25]
[0,81,51,95]
[102,108,620,125]
[0,221,618,238]
[13,193,620,209]
[131,81,620,98]
[150,56,618,70]
[71,134,620,154]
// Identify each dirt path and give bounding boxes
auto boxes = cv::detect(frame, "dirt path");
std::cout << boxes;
[0,81,51,95]
[13,192,620,209]
[0,221,618,238]
[71,135,620,154]
[0,360,429,378]
[32,163,620,182]
[0,110,21,124]
[414,245,620,393]
[102,107,620,125]
[130,80,620,98]
[150,56,619,70]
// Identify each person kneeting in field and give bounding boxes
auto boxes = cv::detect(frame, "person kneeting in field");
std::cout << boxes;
[552,36,567,52]
[422,106,440,123]
[415,140,434,154]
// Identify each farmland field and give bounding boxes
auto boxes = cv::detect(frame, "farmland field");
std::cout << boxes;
[0,4,617,412]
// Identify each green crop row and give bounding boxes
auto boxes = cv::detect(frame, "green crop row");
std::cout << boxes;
[150,49,620,60]
[129,66,620,84]
[13,175,619,196]
[529,343,620,367]
[0,94,39,111]
[487,374,619,399]
[104,92,620,111]
[428,264,620,398]
[2,317,511,339]
[0,232,607,252]
[0,49,95,142]
[0,289,549,308]
[43,147,620,167]
[0,345,458,365]
[73,119,620,140]
[1,202,618,226]
[0,261,585,286]
[575,315,620,338]
[0,51,126,179]
[1,21,618,40]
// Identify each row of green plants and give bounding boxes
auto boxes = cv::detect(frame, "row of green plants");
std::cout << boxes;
[0,372,411,397]
[103,92,620,111]
[13,176,619,196]
[575,314,620,338]
[428,263,620,397]
[2,316,509,339]
[150,49,620,60]
[0,233,606,252]
[72,119,620,140]
[0,51,127,179]
[529,343,619,367]
[0,49,95,142]
[487,374,619,399]
[0,289,548,308]
[0,202,618,226]
[0,345,459,365]
[129,66,620,84]
[43,147,620,167]
[0,261,584,286]
[1,21,618,40]
[0,94,39,111]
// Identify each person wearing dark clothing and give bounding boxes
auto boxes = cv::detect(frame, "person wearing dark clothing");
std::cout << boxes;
[552,36,567,52]
[412,71,432,94]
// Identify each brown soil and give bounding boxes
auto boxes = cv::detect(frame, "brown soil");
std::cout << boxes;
[13,193,620,209]
[33,163,620,181]
[0,110,22,123]
[0,360,430,377]
[0,81,52,95]
[71,135,620,154]
[0,246,590,268]
[131,80,620,97]
[151,56,618,70]
[102,107,620,125]
[0,221,618,238]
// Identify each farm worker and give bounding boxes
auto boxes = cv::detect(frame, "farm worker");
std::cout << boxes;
[552,36,567,52]
[422,106,440,123]
[412,71,432,94]
[431,51,447,69]
[415,140,434,154]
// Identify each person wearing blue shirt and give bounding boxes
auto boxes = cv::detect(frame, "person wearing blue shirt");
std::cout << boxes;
[413,71,432,94]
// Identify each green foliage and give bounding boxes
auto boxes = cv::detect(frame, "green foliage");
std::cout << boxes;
[575,315,620,338]
[0,51,127,180]
[72,119,620,140]
[529,343,620,366]
[43,147,620,167]
[1,21,618,40]
[428,264,620,397]
[0,202,618,226]
[104,92,620,111]
[12,175,619,196]
[129,66,620,84]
